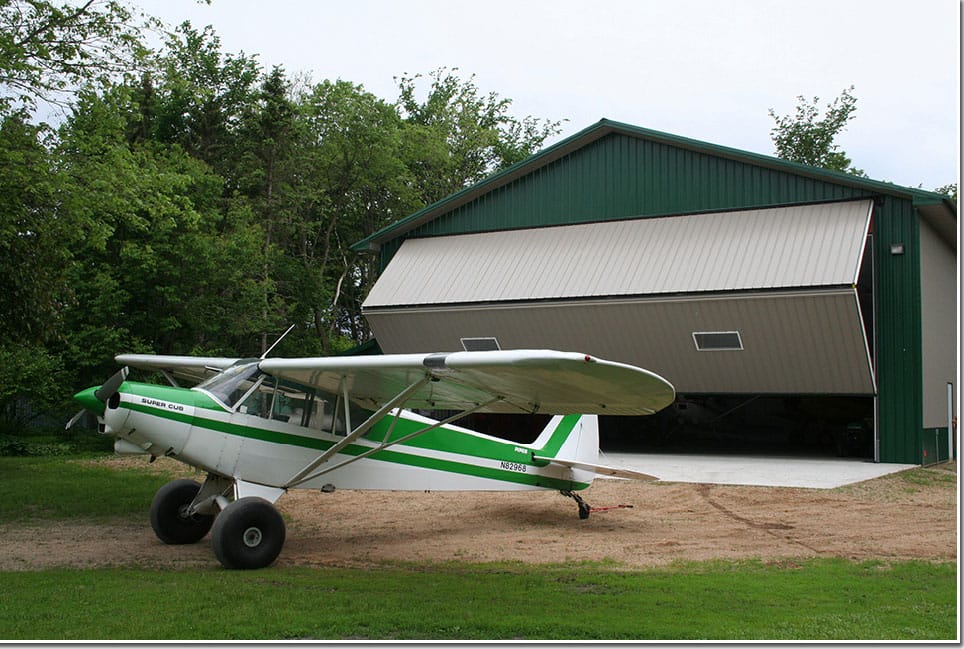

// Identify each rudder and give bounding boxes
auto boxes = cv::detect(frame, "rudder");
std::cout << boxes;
[529,414,599,465]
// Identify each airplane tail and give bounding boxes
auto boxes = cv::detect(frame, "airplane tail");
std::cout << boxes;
[529,414,659,485]
[529,414,599,466]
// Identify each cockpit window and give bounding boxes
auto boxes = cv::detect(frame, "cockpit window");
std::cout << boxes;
[194,361,263,408]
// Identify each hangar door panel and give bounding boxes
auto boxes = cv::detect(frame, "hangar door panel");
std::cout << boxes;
[364,200,874,306]
[365,289,876,395]
[363,200,876,395]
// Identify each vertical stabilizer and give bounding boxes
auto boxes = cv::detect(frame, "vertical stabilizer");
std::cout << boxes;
[530,414,657,485]
[529,414,599,464]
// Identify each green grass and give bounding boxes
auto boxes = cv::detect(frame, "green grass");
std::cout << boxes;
[0,560,955,640]
[0,455,182,522]
[900,465,958,487]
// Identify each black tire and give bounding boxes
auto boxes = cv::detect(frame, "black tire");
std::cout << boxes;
[211,497,286,570]
[150,479,214,545]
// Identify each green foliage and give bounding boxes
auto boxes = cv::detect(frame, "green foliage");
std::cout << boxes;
[0,11,562,419]
[0,560,955,640]
[0,434,70,456]
[0,112,77,345]
[0,0,152,110]
[397,67,563,204]
[152,22,260,174]
[769,86,864,176]
[934,183,957,203]
[0,343,67,425]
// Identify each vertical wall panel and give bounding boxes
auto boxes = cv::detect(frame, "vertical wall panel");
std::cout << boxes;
[874,200,923,463]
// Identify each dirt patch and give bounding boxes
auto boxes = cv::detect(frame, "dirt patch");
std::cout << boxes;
[0,458,956,571]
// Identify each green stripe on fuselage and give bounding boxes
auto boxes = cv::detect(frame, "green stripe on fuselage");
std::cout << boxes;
[118,383,587,490]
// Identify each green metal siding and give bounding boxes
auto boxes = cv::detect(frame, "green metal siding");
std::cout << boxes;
[373,130,930,464]
[873,200,923,463]
[390,134,875,245]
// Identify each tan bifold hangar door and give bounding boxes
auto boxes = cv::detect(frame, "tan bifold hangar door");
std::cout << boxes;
[363,199,877,396]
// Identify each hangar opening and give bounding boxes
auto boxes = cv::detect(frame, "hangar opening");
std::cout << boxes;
[599,396,874,458]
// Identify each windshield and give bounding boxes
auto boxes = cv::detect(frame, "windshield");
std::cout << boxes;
[194,360,263,408]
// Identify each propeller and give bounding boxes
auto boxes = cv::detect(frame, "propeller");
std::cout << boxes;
[65,367,129,429]
[94,366,129,403]
[64,409,87,430]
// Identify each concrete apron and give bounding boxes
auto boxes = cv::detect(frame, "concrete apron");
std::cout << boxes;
[599,451,919,489]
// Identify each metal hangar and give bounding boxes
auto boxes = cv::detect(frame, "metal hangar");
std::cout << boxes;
[353,119,957,465]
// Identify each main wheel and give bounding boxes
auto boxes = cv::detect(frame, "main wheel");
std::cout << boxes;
[150,479,214,544]
[211,497,286,570]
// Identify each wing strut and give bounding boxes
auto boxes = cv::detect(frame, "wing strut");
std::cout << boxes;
[284,396,502,488]
[282,375,432,488]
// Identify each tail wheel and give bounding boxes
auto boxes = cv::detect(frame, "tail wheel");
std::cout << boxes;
[211,497,286,570]
[150,479,214,544]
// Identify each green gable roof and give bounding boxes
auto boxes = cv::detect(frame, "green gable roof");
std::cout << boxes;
[353,118,954,252]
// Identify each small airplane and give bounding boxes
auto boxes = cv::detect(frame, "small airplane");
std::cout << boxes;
[69,345,675,569]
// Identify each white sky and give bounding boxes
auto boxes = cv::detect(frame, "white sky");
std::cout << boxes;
[132,0,960,191]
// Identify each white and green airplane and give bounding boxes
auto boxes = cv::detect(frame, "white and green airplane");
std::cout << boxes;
[70,348,675,569]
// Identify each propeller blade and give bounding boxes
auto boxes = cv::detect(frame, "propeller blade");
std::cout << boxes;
[65,409,86,430]
[94,367,129,402]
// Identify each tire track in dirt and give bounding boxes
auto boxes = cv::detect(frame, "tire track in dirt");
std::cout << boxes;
[695,483,825,555]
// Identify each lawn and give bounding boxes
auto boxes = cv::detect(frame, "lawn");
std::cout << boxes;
[0,455,183,522]
[0,560,956,640]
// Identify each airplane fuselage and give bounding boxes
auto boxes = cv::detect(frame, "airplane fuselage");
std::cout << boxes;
[94,381,594,494]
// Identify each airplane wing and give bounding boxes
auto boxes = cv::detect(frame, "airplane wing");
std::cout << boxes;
[259,349,675,416]
[116,354,243,386]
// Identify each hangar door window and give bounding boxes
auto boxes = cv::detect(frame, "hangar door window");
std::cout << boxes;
[693,331,743,351]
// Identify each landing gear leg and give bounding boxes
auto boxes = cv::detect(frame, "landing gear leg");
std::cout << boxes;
[560,490,592,520]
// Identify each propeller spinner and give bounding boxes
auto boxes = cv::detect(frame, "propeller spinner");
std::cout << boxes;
[65,367,129,428]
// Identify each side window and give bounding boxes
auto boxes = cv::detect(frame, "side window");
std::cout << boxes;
[237,380,270,418]
[236,377,296,422]
[303,389,372,436]
[269,387,306,423]
[234,379,373,436]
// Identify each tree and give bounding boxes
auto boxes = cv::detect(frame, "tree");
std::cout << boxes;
[234,65,304,353]
[0,110,76,422]
[0,0,151,110]
[934,183,957,203]
[768,86,865,176]
[55,79,267,380]
[396,68,562,204]
[292,79,414,351]
[152,22,260,178]
[0,111,72,343]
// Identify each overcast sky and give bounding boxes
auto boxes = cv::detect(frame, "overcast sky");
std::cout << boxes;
[132,0,959,192]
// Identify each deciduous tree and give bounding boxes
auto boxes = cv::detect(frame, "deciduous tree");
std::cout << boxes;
[0,0,150,110]
[769,86,865,176]
[396,67,562,204]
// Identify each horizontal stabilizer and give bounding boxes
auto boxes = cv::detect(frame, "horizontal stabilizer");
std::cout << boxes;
[532,455,659,481]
